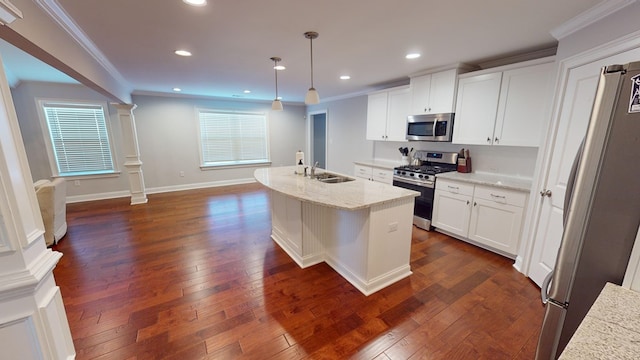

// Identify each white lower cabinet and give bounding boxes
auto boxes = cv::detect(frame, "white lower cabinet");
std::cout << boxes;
[433,178,527,258]
[354,164,393,185]
[432,180,473,237]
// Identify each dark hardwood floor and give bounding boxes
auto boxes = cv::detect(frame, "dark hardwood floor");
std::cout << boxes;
[52,183,544,359]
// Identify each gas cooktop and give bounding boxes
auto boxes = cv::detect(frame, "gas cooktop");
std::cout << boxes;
[393,151,458,185]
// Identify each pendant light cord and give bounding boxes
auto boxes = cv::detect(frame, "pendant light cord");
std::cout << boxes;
[309,36,314,88]
[274,59,279,98]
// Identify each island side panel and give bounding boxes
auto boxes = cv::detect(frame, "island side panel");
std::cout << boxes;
[322,197,414,296]
[300,202,328,267]
[270,190,305,267]
[322,207,370,293]
[365,197,414,292]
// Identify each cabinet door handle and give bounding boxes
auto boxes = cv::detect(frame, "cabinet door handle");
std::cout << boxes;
[540,189,552,197]
[486,137,491,143]
[466,200,470,205]
[495,137,499,144]
[490,194,506,199]
[447,185,459,190]
[473,202,477,206]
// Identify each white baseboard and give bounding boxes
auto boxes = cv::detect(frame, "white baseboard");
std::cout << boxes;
[65,178,257,203]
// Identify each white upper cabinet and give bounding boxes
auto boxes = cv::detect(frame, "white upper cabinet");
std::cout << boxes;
[452,72,503,145]
[409,69,458,115]
[494,62,555,146]
[366,86,410,141]
[452,58,554,147]
[366,92,388,141]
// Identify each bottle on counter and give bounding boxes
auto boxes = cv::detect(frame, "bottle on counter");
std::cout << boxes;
[296,159,304,175]
[295,150,304,166]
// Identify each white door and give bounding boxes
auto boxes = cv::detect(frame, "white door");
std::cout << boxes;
[529,48,640,286]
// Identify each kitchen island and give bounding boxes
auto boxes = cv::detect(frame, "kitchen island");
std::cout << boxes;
[254,166,419,295]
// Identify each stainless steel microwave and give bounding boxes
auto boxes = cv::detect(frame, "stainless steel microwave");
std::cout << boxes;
[406,113,454,142]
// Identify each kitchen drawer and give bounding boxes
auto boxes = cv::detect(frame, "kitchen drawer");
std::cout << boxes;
[436,179,474,197]
[354,164,373,180]
[473,185,526,207]
[372,168,393,184]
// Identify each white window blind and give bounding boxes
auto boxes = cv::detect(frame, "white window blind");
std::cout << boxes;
[42,102,115,176]
[198,110,269,166]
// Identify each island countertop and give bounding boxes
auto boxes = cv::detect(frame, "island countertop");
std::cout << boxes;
[254,166,419,211]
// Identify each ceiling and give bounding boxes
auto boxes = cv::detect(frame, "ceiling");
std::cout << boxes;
[3,0,603,103]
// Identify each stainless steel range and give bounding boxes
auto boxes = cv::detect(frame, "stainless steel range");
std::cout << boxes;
[392,151,458,231]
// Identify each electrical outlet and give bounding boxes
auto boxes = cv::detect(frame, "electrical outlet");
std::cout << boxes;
[179,171,185,177]
[388,222,398,232]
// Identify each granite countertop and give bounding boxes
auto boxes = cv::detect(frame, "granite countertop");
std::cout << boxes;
[254,166,419,210]
[353,159,402,170]
[560,283,640,359]
[436,171,532,192]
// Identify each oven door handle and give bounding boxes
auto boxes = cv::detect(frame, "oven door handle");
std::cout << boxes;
[393,176,434,188]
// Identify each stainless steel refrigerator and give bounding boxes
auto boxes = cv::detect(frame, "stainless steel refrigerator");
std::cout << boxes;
[535,61,640,359]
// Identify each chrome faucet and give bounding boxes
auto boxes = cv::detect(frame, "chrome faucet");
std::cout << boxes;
[310,161,319,177]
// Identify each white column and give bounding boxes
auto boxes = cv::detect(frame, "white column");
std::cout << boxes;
[113,103,148,205]
[0,52,75,358]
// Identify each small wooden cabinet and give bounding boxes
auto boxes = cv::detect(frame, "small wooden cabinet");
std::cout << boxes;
[366,86,410,141]
[433,178,528,257]
[453,58,554,147]
[354,164,393,185]
[409,69,458,115]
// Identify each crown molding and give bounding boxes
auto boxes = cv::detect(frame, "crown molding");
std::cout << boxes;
[34,0,129,86]
[551,0,637,40]
[0,0,22,25]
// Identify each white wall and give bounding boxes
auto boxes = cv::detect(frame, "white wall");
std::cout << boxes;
[5,0,131,102]
[307,95,374,176]
[374,141,538,178]
[12,82,307,200]
[11,81,130,198]
[132,94,306,191]
[555,1,640,62]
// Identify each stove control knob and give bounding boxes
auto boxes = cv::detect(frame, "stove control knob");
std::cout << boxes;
[409,173,414,177]
[418,175,423,179]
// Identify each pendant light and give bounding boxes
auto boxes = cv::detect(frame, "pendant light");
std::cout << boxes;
[304,31,320,105]
[270,57,283,111]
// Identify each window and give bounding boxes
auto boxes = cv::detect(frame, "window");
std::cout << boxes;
[198,110,270,167]
[39,100,115,177]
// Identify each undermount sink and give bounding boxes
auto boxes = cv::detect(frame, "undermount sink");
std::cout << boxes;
[314,172,355,183]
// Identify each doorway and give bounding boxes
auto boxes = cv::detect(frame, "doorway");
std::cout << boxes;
[309,111,327,169]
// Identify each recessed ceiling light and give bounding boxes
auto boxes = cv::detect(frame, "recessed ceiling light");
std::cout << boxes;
[340,75,351,80]
[173,87,182,92]
[244,90,251,94]
[406,53,421,59]
[174,50,192,57]
[183,0,207,6]
[274,65,286,71]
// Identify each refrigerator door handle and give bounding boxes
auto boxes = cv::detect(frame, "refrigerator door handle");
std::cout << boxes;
[541,270,554,304]
[563,139,584,227]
